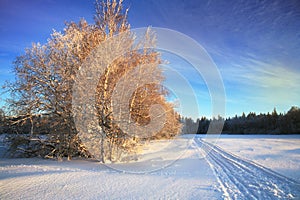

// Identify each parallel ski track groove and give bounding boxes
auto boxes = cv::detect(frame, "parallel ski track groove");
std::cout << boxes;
[194,138,300,200]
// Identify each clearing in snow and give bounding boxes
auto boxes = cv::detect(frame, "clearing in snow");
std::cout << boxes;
[0,135,300,199]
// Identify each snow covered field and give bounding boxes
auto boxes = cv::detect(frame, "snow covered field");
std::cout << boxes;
[212,135,300,183]
[1,134,300,199]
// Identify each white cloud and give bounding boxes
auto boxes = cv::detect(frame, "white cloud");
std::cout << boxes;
[220,58,300,108]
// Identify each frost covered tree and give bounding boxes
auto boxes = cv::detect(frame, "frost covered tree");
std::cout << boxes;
[181,117,198,134]
[5,0,181,161]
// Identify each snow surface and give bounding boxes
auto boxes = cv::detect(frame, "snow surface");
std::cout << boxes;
[213,135,300,182]
[0,134,300,199]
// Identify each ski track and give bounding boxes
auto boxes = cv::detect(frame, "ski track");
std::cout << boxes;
[194,138,300,200]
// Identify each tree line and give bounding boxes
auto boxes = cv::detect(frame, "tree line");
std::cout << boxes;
[182,106,300,134]
[2,106,299,138]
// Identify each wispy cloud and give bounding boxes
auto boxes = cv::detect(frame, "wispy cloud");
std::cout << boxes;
[223,58,299,88]
[220,57,300,111]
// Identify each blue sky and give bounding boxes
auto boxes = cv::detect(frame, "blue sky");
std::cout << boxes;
[0,0,299,118]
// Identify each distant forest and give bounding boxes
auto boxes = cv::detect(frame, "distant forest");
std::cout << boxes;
[1,106,300,135]
[182,106,300,134]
